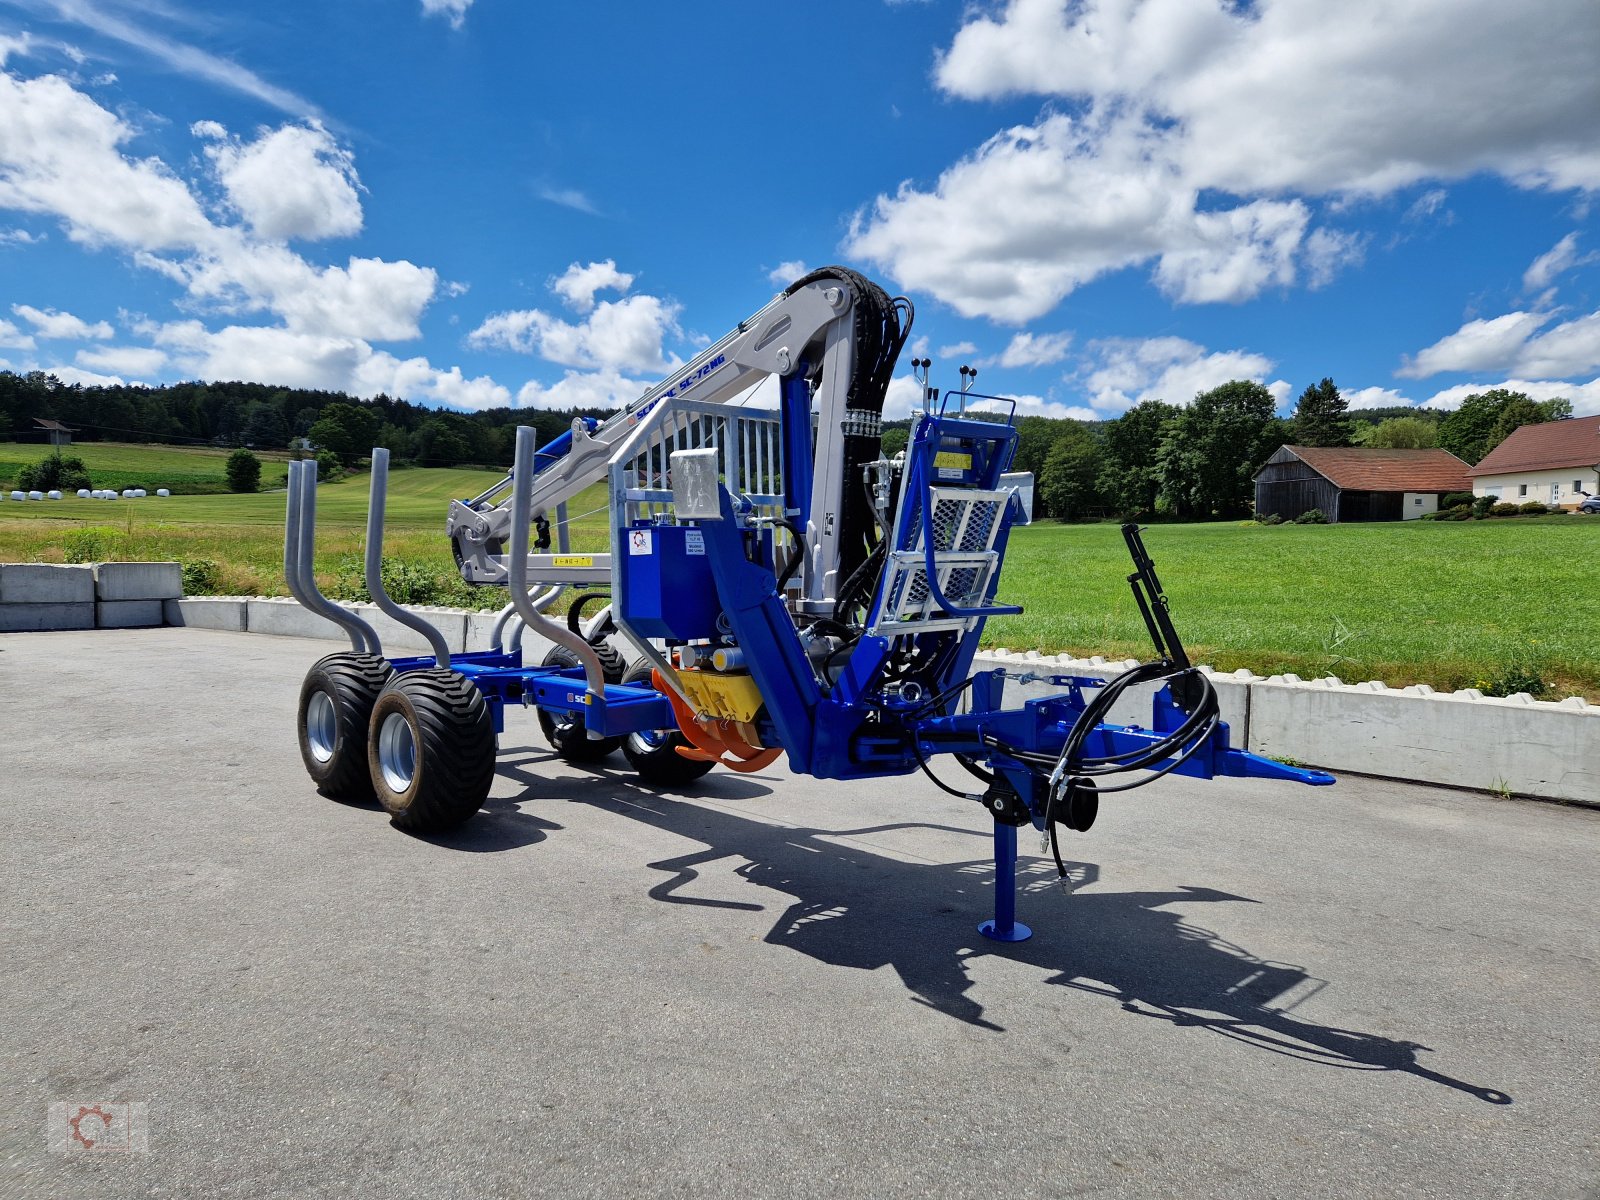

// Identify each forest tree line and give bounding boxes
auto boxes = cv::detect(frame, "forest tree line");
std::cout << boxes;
[0,369,1574,521]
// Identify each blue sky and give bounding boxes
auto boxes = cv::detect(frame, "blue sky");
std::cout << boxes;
[0,0,1597,425]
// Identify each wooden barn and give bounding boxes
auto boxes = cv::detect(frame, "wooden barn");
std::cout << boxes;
[1253,445,1474,523]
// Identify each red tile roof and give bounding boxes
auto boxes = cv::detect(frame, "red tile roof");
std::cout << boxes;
[1272,446,1474,493]
[1466,415,1600,477]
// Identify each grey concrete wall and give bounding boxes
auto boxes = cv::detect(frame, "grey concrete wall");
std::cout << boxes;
[164,597,247,632]
[0,603,94,632]
[0,563,95,604]
[94,562,182,601]
[97,599,164,629]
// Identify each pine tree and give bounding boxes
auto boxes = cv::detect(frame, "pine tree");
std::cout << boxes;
[1291,377,1352,447]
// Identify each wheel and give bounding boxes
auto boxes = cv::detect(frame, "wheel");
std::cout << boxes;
[367,668,496,832]
[297,652,393,801]
[618,662,716,786]
[535,642,625,761]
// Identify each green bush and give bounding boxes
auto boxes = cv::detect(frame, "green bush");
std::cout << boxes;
[326,554,488,610]
[1260,512,1285,526]
[16,453,92,493]
[1490,502,1519,516]
[63,526,127,563]
[226,448,261,493]
[1477,651,1549,698]
[1294,508,1328,524]
[1443,503,1473,520]
[181,558,221,595]
[315,449,344,482]
[1471,495,1495,519]
[1518,500,1548,515]
[1442,492,1474,508]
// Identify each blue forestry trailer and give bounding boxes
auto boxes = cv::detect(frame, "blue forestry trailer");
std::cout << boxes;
[286,266,1331,941]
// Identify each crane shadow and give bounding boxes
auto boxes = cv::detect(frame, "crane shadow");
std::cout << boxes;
[485,750,1511,1106]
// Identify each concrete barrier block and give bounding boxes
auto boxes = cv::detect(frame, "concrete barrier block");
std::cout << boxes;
[0,563,96,604]
[94,561,182,601]
[464,608,506,652]
[164,597,248,632]
[1247,680,1600,805]
[97,599,164,628]
[0,602,95,632]
[357,604,468,655]
[246,597,345,641]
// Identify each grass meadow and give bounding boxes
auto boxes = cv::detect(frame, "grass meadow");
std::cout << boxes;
[989,516,1600,697]
[0,441,295,495]
[4,443,1598,696]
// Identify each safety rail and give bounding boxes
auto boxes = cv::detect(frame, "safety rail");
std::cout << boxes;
[616,398,788,526]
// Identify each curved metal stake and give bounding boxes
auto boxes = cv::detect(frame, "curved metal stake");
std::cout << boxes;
[365,448,451,667]
[978,821,1032,943]
[284,459,379,654]
[507,426,608,711]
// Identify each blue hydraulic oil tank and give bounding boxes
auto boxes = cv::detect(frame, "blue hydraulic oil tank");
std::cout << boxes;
[617,522,723,641]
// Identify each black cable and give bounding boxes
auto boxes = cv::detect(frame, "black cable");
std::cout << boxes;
[565,591,613,637]
[774,518,806,594]
[1023,661,1220,877]
[910,738,973,800]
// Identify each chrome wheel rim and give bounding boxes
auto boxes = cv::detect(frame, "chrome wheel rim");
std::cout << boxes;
[627,727,670,755]
[378,711,417,793]
[306,691,337,763]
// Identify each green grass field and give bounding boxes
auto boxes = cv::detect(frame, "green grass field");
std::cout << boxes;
[0,447,608,605]
[987,516,1600,696]
[4,440,1597,695]
[0,441,294,494]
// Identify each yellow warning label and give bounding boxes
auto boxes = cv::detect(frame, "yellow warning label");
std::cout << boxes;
[933,451,972,470]
[551,555,593,568]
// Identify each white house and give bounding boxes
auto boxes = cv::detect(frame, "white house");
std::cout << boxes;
[1468,415,1600,508]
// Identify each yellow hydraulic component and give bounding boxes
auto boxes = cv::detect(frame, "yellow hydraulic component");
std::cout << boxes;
[675,667,765,723]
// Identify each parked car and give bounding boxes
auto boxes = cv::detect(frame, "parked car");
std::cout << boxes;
[1579,495,1600,514]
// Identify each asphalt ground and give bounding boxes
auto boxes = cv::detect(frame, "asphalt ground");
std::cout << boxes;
[1,628,1598,1199]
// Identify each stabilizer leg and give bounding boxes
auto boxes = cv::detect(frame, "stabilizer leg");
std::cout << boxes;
[978,821,1032,943]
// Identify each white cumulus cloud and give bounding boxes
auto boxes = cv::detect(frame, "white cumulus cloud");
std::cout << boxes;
[0,317,35,349]
[421,0,474,29]
[850,0,1599,321]
[1522,233,1598,293]
[551,259,633,314]
[847,114,1329,320]
[197,121,363,242]
[992,331,1072,368]
[1400,308,1600,380]
[12,303,113,339]
[75,344,165,375]
[767,260,810,287]
[1075,335,1288,414]
[470,289,681,375]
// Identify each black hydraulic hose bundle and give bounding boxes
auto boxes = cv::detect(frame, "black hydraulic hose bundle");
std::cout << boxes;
[785,266,912,596]
[1029,659,1221,882]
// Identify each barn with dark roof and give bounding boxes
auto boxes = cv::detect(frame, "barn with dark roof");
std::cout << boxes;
[1253,445,1474,523]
